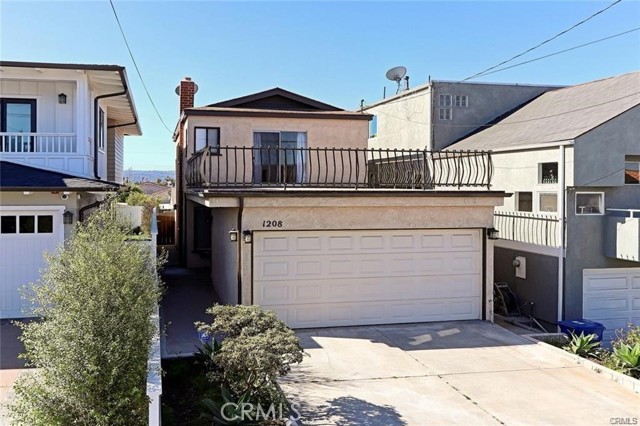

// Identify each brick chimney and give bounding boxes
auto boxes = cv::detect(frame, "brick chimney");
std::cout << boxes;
[177,77,197,112]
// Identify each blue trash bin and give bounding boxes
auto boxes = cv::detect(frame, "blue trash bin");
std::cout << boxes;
[197,330,212,345]
[557,319,605,341]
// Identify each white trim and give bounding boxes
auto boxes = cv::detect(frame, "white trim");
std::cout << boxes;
[575,191,605,216]
[0,205,66,212]
[494,238,561,257]
[488,140,574,154]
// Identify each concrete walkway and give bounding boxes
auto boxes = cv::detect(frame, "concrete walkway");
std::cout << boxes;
[281,321,640,426]
[160,267,218,357]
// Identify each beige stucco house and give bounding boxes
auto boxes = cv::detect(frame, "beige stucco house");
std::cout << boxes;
[174,79,506,329]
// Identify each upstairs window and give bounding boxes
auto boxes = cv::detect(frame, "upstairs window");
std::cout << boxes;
[253,131,307,184]
[576,192,604,215]
[0,98,37,152]
[516,192,533,212]
[369,115,378,138]
[539,193,558,212]
[439,94,452,107]
[539,162,558,184]
[439,108,452,120]
[625,155,640,184]
[194,127,220,154]
[455,95,469,107]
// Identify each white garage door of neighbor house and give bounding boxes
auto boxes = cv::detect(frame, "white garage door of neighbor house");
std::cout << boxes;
[0,207,65,319]
[253,229,483,328]
[583,268,640,342]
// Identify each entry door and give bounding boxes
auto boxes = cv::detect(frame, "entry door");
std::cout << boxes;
[253,229,483,328]
[253,132,306,184]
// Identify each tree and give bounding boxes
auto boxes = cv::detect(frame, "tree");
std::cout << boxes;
[9,205,164,426]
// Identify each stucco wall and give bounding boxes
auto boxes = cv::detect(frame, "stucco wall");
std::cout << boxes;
[574,106,640,187]
[210,207,239,304]
[185,199,211,269]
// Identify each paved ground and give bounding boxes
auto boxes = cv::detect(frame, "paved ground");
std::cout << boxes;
[159,267,218,357]
[280,321,640,426]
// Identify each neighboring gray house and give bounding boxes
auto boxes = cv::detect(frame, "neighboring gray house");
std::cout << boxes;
[363,80,561,152]
[448,71,640,339]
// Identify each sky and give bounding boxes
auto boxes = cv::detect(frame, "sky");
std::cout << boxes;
[1,0,639,170]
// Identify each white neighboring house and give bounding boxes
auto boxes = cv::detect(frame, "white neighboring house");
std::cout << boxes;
[447,71,640,339]
[0,61,142,319]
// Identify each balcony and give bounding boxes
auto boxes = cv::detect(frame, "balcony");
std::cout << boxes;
[1,133,77,153]
[493,211,560,247]
[186,146,493,190]
[605,209,640,262]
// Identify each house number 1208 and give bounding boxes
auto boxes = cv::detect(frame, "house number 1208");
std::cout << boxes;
[262,220,283,228]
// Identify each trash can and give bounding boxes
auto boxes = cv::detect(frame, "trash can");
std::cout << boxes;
[197,330,212,345]
[557,319,605,341]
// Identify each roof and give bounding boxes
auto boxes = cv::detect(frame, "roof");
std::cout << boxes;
[0,60,142,136]
[207,87,342,111]
[0,161,120,191]
[184,107,371,120]
[447,71,640,151]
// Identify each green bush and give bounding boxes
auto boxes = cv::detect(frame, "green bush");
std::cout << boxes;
[9,205,164,426]
[563,332,601,357]
[195,305,304,407]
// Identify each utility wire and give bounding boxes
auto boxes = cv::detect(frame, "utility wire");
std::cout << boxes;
[109,0,173,134]
[462,0,624,82]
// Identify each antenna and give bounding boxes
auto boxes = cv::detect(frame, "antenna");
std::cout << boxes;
[385,66,407,94]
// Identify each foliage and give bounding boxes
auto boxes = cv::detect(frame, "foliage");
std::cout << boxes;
[9,204,164,426]
[563,332,601,357]
[200,387,259,425]
[195,305,304,415]
[613,323,640,347]
[116,184,159,235]
[612,343,640,378]
[116,184,143,203]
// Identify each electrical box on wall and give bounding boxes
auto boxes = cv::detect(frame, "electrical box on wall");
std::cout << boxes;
[514,256,526,279]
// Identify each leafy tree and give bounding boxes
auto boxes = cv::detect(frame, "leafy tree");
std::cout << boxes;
[9,205,164,426]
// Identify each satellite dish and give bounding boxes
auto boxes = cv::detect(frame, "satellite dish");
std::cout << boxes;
[385,66,407,83]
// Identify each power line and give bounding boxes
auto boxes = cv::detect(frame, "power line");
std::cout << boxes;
[462,0,624,82]
[108,0,173,134]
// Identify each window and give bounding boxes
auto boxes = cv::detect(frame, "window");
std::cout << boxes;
[539,193,558,212]
[19,216,35,233]
[625,155,640,184]
[1,216,17,233]
[539,162,558,184]
[439,108,452,120]
[576,192,604,215]
[0,214,55,234]
[439,94,452,107]
[38,215,54,233]
[254,131,307,184]
[516,192,533,212]
[194,127,220,153]
[369,115,378,138]
[98,107,105,151]
[0,98,37,152]
[455,95,469,107]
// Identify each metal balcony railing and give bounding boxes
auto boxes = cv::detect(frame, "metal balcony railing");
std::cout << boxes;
[0,132,77,153]
[186,146,493,190]
[494,211,560,247]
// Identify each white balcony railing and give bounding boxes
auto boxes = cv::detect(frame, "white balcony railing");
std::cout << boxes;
[0,132,77,153]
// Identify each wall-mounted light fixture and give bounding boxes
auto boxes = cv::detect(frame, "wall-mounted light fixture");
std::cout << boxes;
[63,210,74,225]
[58,93,67,104]
[242,230,252,243]
[229,229,238,242]
[487,227,499,240]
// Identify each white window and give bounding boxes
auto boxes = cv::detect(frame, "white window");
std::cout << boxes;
[539,193,558,212]
[194,127,220,153]
[625,155,640,184]
[576,192,604,215]
[98,107,105,151]
[455,95,469,107]
[439,108,452,120]
[439,94,452,107]
[539,162,558,184]
[516,192,533,212]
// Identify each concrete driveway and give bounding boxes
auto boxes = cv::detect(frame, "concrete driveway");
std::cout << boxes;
[280,321,640,426]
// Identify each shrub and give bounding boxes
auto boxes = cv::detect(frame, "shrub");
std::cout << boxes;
[9,204,164,426]
[563,332,601,357]
[612,343,640,378]
[195,305,304,405]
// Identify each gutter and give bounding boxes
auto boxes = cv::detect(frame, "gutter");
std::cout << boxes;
[237,197,244,305]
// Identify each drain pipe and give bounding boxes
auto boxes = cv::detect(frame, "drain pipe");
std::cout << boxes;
[557,145,566,328]
[93,70,128,180]
[236,197,244,305]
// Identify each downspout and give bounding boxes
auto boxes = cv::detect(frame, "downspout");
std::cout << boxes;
[557,145,566,327]
[237,197,244,305]
[93,70,128,180]
[79,200,103,222]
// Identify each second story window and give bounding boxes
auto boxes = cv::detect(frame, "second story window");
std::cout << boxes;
[439,94,452,107]
[439,108,452,120]
[516,192,533,212]
[369,115,378,138]
[1,98,37,152]
[254,131,307,184]
[539,162,558,184]
[455,95,469,107]
[539,193,558,213]
[98,107,105,151]
[625,155,639,184]
[194,127,220,154]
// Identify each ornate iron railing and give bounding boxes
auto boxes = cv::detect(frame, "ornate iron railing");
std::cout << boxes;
[186,146,493,190]
[494,211,560,247]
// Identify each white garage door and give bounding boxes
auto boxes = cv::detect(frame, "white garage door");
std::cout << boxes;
[0,207,65,319]
[583,268,640,342]
[253,229,483,328]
